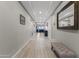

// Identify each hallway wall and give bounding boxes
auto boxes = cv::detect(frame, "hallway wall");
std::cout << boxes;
[46,18,52,40]
[0,1,34,57]
[51,1,79,57]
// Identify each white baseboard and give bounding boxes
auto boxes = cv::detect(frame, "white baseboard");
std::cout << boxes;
[0,55,10,58]
[12,39,32,58]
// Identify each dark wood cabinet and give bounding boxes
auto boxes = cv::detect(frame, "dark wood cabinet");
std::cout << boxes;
[44,31,48,37]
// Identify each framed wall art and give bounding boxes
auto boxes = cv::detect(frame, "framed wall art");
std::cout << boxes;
[57,1,79,30]
[20,14,25,25]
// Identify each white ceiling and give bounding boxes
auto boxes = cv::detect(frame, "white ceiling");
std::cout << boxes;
[21,1,60,23]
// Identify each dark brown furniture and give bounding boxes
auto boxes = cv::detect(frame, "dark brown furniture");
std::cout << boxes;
[44,30,48,37]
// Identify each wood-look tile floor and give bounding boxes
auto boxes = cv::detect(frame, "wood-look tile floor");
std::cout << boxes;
[18,33,56,58]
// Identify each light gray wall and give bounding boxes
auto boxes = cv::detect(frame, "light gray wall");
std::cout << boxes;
[0,1,34,57]
[51,1,79,57]
[46,17,52,40]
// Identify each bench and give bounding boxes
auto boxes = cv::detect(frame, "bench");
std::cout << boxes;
[51,42,76,58]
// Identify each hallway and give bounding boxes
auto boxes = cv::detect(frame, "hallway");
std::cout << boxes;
[0,1,79,58]
[16,33,56,58]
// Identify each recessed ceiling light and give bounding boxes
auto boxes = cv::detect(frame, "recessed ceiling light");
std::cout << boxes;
[39,11,42,14]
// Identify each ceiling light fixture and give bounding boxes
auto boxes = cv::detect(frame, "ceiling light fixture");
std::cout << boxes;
[39,11,42,14]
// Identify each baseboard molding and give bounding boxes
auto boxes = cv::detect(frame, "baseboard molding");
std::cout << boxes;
[0,55,10,58]
[12,39,32,58]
